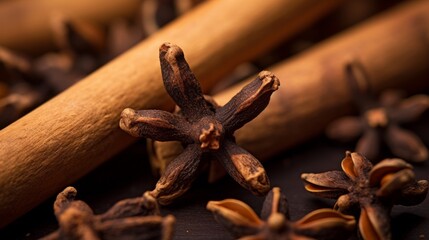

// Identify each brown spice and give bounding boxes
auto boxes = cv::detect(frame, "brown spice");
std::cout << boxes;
[0,17,104,128]
[207,187,356,239]
[0,47,50,128]
[147,98,227,183]
[301,151,428,239]
[41,187,175,240]
[326,61,429,162]
[0,2,207,129]
[34,16,105,92]
[141,0,205,37]
[120,42,279,205]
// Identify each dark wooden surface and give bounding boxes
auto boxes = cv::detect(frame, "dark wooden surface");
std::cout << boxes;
[1,110,428,239]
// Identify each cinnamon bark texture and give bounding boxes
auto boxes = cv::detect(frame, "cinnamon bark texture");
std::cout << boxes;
[301,152,428,239]
[41,187,175,240]
[0,0,341,227]
[207,187,356,239]
[1,3,206,128]
[120,43,279,204]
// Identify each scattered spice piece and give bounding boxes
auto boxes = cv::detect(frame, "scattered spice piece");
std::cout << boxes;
[0,47,52,128]
[120,42,279,204]
[207,187,356,239]
[34,16,105,92]
[41,187,175,240]
[0,2,207,129]
[141,0,205,37]
[326,60,429,162]
[0,17,104,128]
[301,151,428,239]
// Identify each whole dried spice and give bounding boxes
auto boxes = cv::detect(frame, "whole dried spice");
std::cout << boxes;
[326,61,429,162]
[108,0,206,58]
[141,0,205,37]
[120,42,279,204]
[301,151,428,240]
[1,2,209,129]
[0,47,51,128]
[41,186,175,240]
[34,16,105,92]
[147,102,227,183]
[207,187,356,240]
[1,17,116,129]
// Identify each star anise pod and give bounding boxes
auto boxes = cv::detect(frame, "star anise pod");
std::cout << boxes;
[301,151,428,239]
[326,60,429,162]
[207,187,356,240]
[41,186,175,240]
[120,42,279,204]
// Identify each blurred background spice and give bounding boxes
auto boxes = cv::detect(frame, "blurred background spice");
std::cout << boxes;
[0,0,428,239]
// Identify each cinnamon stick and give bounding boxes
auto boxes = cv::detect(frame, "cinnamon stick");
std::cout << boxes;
[0,0,141,54]
[149,0,429,178]
[217,0,429,159]
[0,0,343,227]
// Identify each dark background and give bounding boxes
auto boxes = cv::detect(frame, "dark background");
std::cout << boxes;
[1,111,428,239]
[1,0,427,239]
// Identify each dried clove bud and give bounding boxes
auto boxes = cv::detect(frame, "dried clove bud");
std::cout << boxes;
[301,151,428,239]
[120,42,279,204]
[207,187,356,239]
[326,60,429,162]
[41,187,175,240]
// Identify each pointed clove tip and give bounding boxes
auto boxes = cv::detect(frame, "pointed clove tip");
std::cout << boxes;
[159,42,183,59]
[119,108,137,131]
[61,186,77,200]
[300,173,309,180]
[258,70,280,91]
[160,42,173,52]
[142,191,158,209]
[206,201,219,211]
[121,108,136,118]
